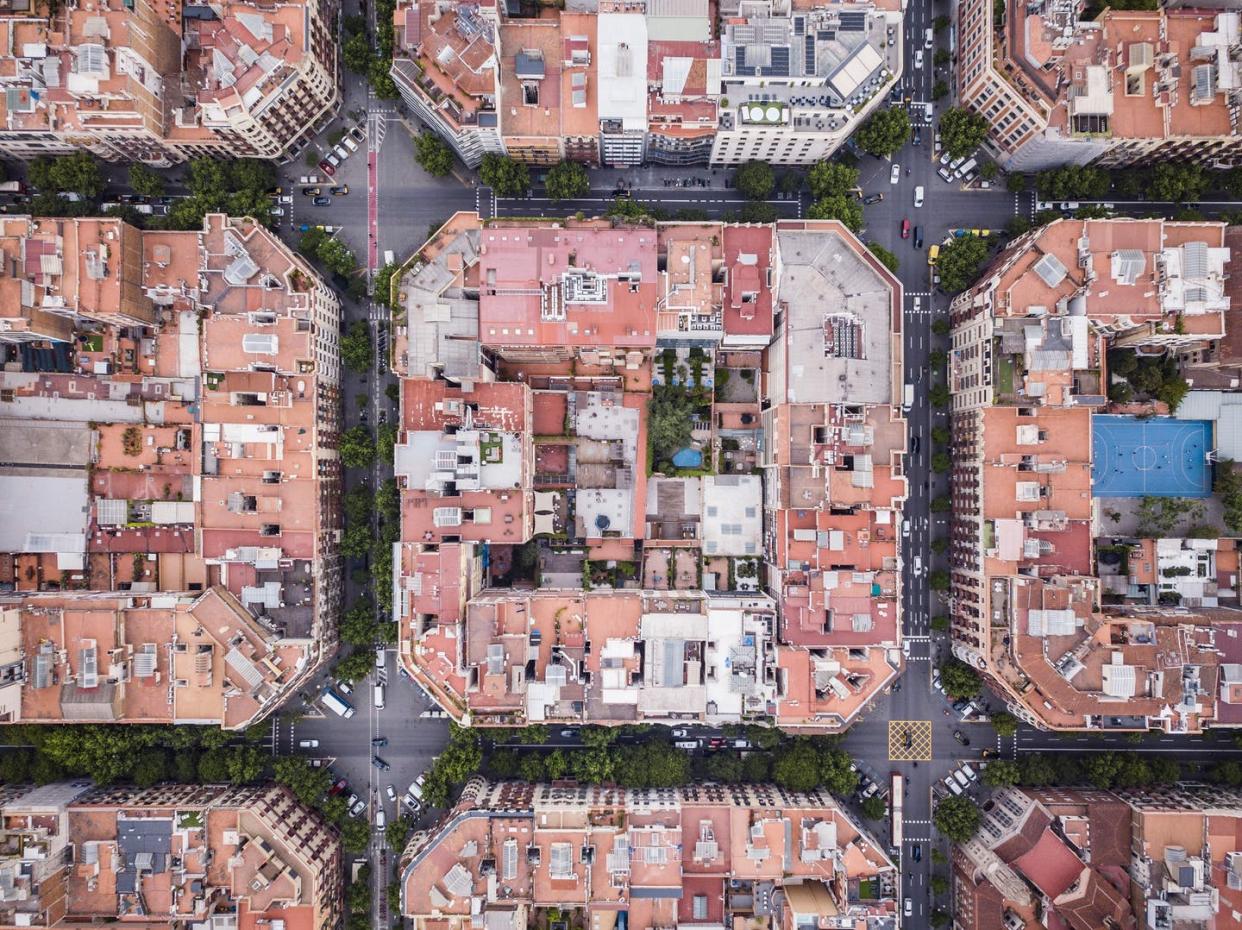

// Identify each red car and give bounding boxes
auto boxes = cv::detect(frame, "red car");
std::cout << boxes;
[328,778,347,797]
[318,159,336,177]
[900,218,911,239]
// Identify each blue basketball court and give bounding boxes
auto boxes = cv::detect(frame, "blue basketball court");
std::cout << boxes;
[1091,415,1212,498]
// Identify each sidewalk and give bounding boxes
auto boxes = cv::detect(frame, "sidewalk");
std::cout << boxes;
[588,165,734,190]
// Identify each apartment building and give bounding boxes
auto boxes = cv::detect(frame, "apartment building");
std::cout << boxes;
[711,0,901,165]
[646,38,720,166]
[955,784,1242,930]
[762,220,907,730]
[399,778,898,930]
[945,218,1239,732]
[389,215,907,732]
[0,213,341,723]
[0,782,342,930]
[0,0,339,165]
[0,589,312,727]
[390,0,503,168]
[956,0,1242,171]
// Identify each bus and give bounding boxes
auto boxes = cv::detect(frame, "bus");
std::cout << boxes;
[890,772,904,851]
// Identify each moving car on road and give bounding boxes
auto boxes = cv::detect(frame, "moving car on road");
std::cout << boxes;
[913,186,925,207]
[297,739,319,749]
[863,193,884,205]
[302,186,321,196]
[890,164,901,184]
[313,196,331,206]
[331,185,349,196]
[900,219,910,239]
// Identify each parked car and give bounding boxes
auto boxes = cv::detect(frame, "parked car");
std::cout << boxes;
[329,778,348,796]
[349,126,366,142]
[672,728,690,738]
[386,784,398,801]
[298,739,319,749]
[560,729,576,738]
[349,798,367,818]
[331,185,349,196]
[313,196,331,206]
[318,160,336,176]
[337,678,353,694]
[302,186,321,196]
[863,193,884,205]
[675,740,699,750]
[269,206,284,216]
[341,136,360,153]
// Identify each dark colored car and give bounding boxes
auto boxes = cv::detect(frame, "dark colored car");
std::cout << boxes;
[313,196,332,206]
[912,844,922,862]
[372,755,391,771]
[302,186,321,196]
[863,193,884,205]
[371,736,388,747]
[350,126,366,142]
[330,185,349,196]
[914,226,924,248]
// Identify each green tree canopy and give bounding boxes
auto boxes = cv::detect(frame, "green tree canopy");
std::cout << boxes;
[860,794,887,820]
[340,425,376,469]
[934,795,981,842]
[343,32,372,73]
[544,161,590,201]
[939,658,982,699]
[1151,164,1208,203]
[981,760,1021,788]
[936,234,990,293]
[868,242,899,274]
[807,161,859,199]
[734,160,776,200]
[938,107,988,160]
[415,132,455,177]
[855,108,911,157]
[479,154,530,196]
[806,194,862,231]
[341,320,372,373]
[990,711,1019,737]
[128,164,165,198]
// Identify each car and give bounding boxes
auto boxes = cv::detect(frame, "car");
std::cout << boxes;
[952,730,971,746]
[902,519,910,538]
[372,755,391,771]
[913,555,923,576]
[336,678,353,694]
[672,728,690,738]
[313,196,331,206]
[911,844,922,862]
[944,776,963,795]
[914,226,924,248]
[325,152,341,167]
[329,778,348,796]
[960,764,978,781]
[375,809,387,830]
[279,194,293,204]
[341,136,360,153]
[901,218,910,239]
[269,206,284,216]
[912,127,922,146]
[928,243,941,266]
[904,899,914,919]
[318,160,336,176]
[350,798,367,818]
[707,738,724,749]
[560,729,576,738]
[911,435,920,456]
[731,738,750,749]
[914,185,925,207]
[863,193,883,205]
[158,196,174,205]
[675,740,699,750]
[298,739,319,749]
[386,784,397,801]
[268,187,285,196]
[350,126,366,142]
[939,152,952,166]
[302,186,321,196]
[331,185,349,196]
[914,50,924,69]
[372,736,389,747]
[953,769,971,789]
[890,164,901,184]
[951,698,970,712]
[937,167,953,183]
[925,27,934,48]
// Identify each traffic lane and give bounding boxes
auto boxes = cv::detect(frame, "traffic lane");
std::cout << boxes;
[493,191,801,221]
[1016,728,1242,754]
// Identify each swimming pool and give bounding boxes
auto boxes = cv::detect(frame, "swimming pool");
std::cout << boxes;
[672,447,703,468]
[1091,415,1212,498]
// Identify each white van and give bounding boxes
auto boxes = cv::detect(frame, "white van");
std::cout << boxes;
[914,50,924,69]
[383,249,395,266]
[954,158,978,180]
[953,769,971,789]
[375,808,387,830]
[913,186,925,208]
[925,28,934,48]
[375,646,386,670]
[913,555,924,576]
[374,683,385,709]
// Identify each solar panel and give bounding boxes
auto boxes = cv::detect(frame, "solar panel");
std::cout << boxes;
[817,30,831,40]
[793,15,804,35]
[805,36,815,73]
[1184,240,1208,279]
[768,46,789,76]
[838,11,866,31]
[503,840,518,880]
[734,46,750,75]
